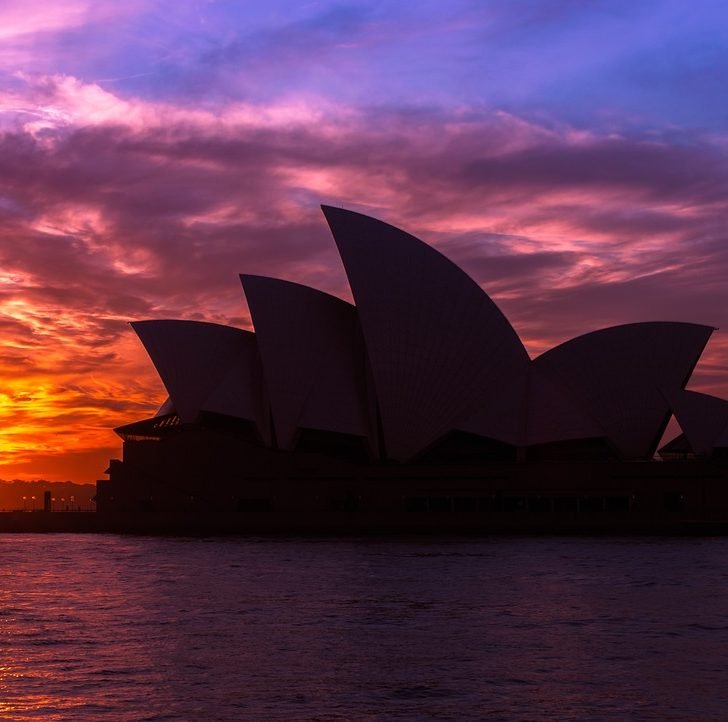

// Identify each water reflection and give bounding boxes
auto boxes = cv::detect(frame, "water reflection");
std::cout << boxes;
[0,536,726,720]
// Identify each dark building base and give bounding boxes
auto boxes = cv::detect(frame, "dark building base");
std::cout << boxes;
[89,424,728,535]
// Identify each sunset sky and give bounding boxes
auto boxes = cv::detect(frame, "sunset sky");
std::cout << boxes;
[1,0,728,482]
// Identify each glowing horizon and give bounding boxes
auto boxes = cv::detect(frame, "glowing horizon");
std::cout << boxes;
[1,1,727,482]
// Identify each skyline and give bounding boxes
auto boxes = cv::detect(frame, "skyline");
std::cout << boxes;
[2,1,728,482]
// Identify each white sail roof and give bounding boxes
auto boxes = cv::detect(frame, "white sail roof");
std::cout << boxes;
[322,205,531,459]
[242,275,374,451]
[131,320,269,442]
[668,390,728,455]
[525,363,606,446]
[535,322,713,459]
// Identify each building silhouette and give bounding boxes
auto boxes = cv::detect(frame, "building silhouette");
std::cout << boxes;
[97,207,728,532]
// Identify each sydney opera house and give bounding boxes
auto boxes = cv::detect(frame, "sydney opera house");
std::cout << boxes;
[97,207,728,533]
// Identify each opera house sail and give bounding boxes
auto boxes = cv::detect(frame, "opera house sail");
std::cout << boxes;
[97,206,728,534]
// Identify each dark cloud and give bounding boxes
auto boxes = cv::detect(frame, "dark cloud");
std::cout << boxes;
[462,137,728,200]
[2,106,728,321]
[2,97,728,481]
[2,105,728,325]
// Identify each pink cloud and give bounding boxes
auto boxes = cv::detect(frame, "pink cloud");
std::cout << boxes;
[0,2,97,41]
[1,74,727,479]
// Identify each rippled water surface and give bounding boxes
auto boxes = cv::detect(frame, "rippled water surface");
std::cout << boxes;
[1,535,728,720]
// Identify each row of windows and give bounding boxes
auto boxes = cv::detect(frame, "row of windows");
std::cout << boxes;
[234,492,686,514]
[403,495,635,513]
[403,493,688,513]
[126,492,686,514]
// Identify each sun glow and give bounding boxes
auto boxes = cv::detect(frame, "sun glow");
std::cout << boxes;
[0,295,164,481]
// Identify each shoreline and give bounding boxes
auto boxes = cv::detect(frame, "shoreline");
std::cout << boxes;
[3,510,728,536]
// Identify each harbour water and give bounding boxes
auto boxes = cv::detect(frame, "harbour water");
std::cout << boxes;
[1,535,727,720]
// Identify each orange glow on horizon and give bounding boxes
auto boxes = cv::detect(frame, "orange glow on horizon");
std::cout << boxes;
[0,317,165,483]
